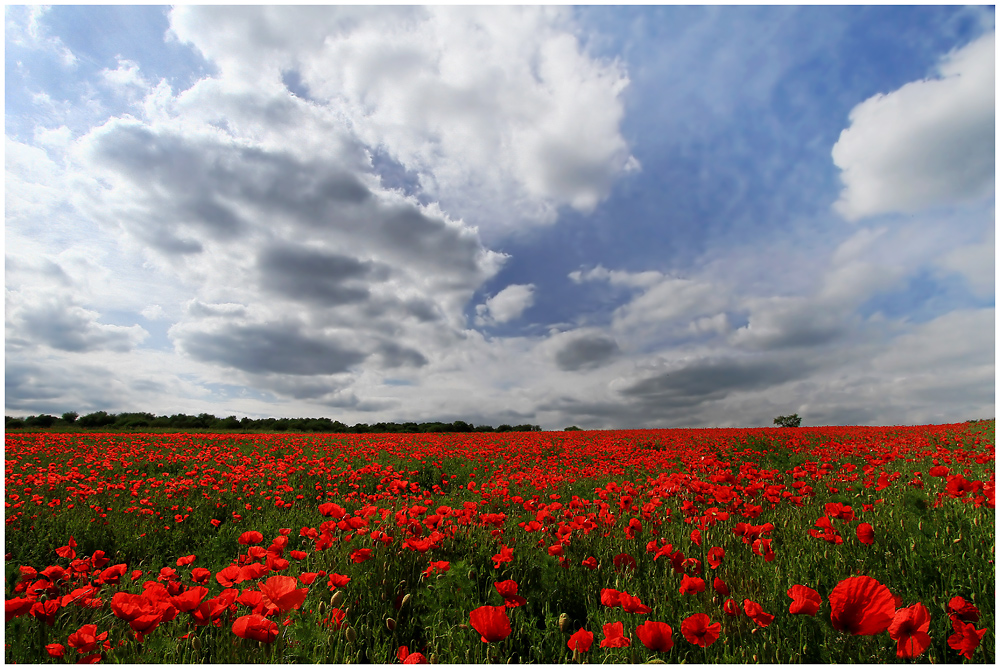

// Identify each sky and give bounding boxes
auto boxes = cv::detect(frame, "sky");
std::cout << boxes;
[5,5,995,429]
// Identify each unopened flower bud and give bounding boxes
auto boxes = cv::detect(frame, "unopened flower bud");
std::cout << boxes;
[401,594,412,609]
[191,637,202,652]
[345,626,357,643]
[386,617,396,631]
[332,590,345,607]
[558,613,570,633]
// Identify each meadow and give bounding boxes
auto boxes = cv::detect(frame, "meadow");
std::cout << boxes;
[4,422,994,664]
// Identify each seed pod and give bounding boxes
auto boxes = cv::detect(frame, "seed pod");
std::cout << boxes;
[345,626,357,643]
[191,636,202,652]
[558,613,570,633]
[386,617,396,631]
[332,590,345,607]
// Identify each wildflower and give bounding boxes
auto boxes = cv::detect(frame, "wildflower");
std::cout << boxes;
[600,621,630,648]
[680,613,721,647]
[636,621,673,652]
[889,603,931,658]
[829,575,895,635]
[469,605,511,642]
[567,628,594,652]
[787,584,822,616]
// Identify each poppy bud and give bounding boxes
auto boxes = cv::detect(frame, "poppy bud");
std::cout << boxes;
[468,570,475,580]
[381,592,386,601]
[318,602,326,616]
[437,573,444,580]
[458,624,469,630]
[386,617,396,631]
[332,591,345,607]
[401,594,412,609]
[429,654,437,664]
[345,626,357,643]
[191,637,202,652]
[398,580,407,590]
[558,613,569,633]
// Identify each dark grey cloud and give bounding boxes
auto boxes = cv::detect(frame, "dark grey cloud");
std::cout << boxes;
[554,334,619,371]
[619,356,811,407]
[16,300,147,353]
[375,340,428,369]
[178,322,368,375]
[257,244,387,306]
[85,120,493,285]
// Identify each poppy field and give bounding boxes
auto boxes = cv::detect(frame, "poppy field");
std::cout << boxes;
[4,422,995,663]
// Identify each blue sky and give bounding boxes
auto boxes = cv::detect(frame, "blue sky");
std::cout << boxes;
[5,6,995,428]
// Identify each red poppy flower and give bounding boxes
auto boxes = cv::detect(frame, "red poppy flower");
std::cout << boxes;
[889,603,931,658]
[232,613,279,643]
[581,556,598,570]
[397,646,428,664]
[680,613,721,647]
[45,643,65,658]
[613,553,637,572]
[829,575,895,636]
[494,580,527,608]
[636,621,673,652]
[289,550,307,560]
[319,502,347,518]
[947,596,981,623]
[619,592,651,614]
[172,586,209,613]
[190,567,211,584]
[177,555,196,566]
[30,599,61,626]
[679,574,705,595]
[492,545,514,568]
[55,536,77,560]
[469,605,511,642]
[600,621,631,648]
[320,607,346,629]
[238,531,264,545]
[568,628,594,652]
[216,565,241,588]
[601,588,622,608]
[743,599,774,627]
[259,575,308,614]
[67,624,108,654]
[90,550,109,569]
[6,597,34,621]
[948,618,987,660]
[713,577,729,596]
[349,548,373,563]
[723,598,740,617]
[856,523,874,545]
[707,547,724,569]
[689,529,702,547]
[787,585,822,616]
[547,544,564,557]
[328,573,351,590]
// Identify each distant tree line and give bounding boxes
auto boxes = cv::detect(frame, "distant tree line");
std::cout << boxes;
[4,411,542,434]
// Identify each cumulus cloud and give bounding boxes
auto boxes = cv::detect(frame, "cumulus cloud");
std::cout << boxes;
[551,330,620,371]
[8,295,148,353]
[167,6,637,231]
[476,284,536,325]
[832,31,995,220]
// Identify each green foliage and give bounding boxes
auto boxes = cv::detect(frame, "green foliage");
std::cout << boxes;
[774,413,803,428]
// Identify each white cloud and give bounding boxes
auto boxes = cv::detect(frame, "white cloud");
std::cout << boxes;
[167,6,636,233]
[832,31,995,220]
[476,284,536,325]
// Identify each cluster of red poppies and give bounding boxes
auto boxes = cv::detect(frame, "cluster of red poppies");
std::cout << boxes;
[4,423,993,662]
